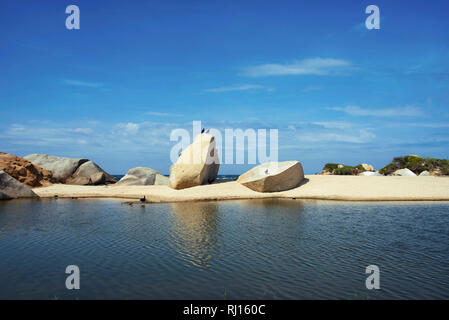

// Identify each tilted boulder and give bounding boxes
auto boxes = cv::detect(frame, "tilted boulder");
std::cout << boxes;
[66,161,116,185]
[237,161,304,192]
[0,170,38,199]
[392,168,417,176]
[0,152,54,187]
[169,133,219,190]
[116,167,169,186]
[24,154,88,182]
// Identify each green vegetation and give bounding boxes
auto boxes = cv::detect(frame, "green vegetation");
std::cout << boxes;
[378,155,449,176]
[322,163,367,175]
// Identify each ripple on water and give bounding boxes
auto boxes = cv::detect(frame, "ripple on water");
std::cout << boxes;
[0,198,448,299]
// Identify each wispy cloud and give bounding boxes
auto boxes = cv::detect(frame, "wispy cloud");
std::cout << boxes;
[242,58,351,77]
[327,105,424,117]
[145,112,183,117]
[312,121,353,130]
[385,122,449,128]
[63,79,104,88]
[205,84,275,92]
[116,122,140,135]
[296,129,375,144]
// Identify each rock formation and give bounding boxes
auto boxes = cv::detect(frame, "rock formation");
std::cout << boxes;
[0,152,54,187]
[379,155,449,176]
[361,164,375,172]
[116,167,169,186]
[66,161,116,185]
[237,161,304,192]
[25,154,116,185]
[0,170,38,199]
[169,133,219,190]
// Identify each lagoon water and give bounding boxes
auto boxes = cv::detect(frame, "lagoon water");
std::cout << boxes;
[0,198,448,299]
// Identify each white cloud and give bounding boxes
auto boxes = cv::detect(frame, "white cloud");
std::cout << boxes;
[327,105,424,117]
[72,128,94,134]
[205,84,275,92]
[296,129,375,144]
[63,79,103,88]
[312,121,353,130]
[242,58,351,77]
[385,122,449,128]
[117,122,140,135]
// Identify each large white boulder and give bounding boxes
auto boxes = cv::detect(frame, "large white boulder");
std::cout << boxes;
[169,133,220,190]
[359,171,382,176]
[0,170,38,199]
[392,168,417,176]
[116,167,169,186]
[237,161,304,192]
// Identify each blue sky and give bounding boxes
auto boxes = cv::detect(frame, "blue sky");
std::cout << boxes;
[1,0,448,174]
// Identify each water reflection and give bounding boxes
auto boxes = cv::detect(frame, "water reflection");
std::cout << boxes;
[169,202,220,268]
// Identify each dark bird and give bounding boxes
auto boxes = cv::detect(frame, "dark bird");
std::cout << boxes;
[265,169,268,174]
[205,129,210,133]
[140,196,146,203]
[201,128,205,133]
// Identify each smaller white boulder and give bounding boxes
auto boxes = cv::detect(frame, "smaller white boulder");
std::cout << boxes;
[116,167,168,186]
[358,171,382,176]
[419,170,431,176]
[392,168,417,176]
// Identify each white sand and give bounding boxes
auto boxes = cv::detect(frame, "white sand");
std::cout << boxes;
[32,175,449,202]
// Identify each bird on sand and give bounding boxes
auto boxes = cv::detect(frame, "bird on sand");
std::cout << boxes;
[140,196,146,202]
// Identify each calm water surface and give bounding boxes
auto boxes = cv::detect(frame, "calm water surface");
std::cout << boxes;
[0,198,448,299]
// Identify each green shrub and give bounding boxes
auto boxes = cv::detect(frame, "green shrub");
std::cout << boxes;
[379,156,449,175]
[322,163,367,175]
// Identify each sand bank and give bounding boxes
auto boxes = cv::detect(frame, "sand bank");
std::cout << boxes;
[32,175,449,202]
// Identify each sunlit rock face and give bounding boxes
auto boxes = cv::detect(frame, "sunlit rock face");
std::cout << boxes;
[169,134,220,190]
[237,161,304,193]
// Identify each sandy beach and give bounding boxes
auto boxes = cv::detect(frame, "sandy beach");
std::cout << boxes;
[33,175,449,202]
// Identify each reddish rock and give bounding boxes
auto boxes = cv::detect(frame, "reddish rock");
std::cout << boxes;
[0,152,55,188]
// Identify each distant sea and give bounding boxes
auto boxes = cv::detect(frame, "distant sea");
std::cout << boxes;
[112,175,239,182]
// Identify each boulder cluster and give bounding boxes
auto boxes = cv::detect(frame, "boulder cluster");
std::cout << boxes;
[379,155,449,176]
[4,135,446,201]
[320,155,449,177]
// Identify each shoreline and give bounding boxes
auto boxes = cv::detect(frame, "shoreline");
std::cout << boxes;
[32,175,449,203]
